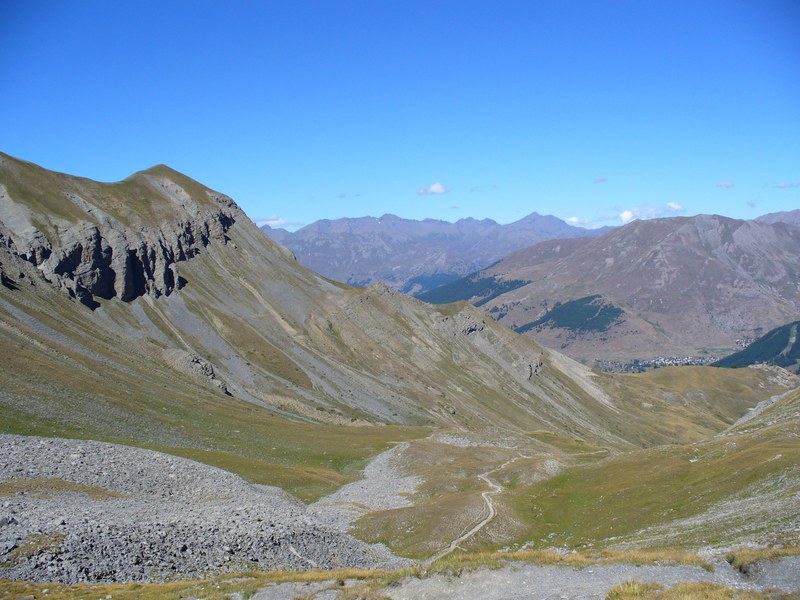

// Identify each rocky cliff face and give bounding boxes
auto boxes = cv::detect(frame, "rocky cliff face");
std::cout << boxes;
[0,155,237,308]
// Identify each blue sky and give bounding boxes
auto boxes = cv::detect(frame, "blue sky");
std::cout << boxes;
[2,1,798,230]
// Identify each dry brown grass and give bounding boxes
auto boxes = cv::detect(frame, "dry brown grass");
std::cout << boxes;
[606,580,664,599]
[0,477,127,500]
[725,546,800,573]
[0,568,397,600]
[605,580,777,599]
[426,547,713,575]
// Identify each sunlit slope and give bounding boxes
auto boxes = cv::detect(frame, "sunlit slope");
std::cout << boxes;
[1,152,795,497]
[421,216,800,362]
[506,377,800,551]
[350,366,797,557]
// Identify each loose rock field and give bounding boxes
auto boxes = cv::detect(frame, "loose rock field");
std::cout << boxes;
[0,434,405,583]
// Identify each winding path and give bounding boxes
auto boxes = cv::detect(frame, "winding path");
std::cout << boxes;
[426,456,520,565]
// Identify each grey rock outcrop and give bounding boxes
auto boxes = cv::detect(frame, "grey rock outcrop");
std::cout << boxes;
[0,174,236,308]
[162,348,231,395]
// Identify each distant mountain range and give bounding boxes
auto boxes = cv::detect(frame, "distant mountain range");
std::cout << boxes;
[262,213,610,294]
[419,214,800,363]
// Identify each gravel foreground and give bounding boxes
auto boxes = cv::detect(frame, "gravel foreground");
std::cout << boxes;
[249,558,800,600]
[0,434,406,583]
[381,558,800,600]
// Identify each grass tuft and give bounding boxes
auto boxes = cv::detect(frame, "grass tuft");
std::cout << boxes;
[1,533,64,567]
[725,546,800,574]
[605,581,778,599]
[425,548,713,575]
[0,568,399,600]
[0,477,127,500]
[606,580,663,599]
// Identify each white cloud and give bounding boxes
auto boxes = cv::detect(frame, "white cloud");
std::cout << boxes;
[254,215,304,230]
[717,180,735,188]
[775,181,800,189]
[592,177,608,184]
[567,216,590,225]
[417,182,449,195]
[616,202,686,225]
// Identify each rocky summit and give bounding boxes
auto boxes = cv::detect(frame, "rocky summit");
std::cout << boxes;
[0,155,238,308]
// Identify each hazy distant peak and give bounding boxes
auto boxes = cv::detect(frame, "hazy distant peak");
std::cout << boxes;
[261,210,605,295]
[757,209,800,227]
[510,211,546,223]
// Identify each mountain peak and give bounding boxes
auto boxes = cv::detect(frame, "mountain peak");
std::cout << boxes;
[431,213,800,362]
[263,211,605,294]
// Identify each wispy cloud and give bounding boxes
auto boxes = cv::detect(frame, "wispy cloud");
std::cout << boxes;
[717,180,735,188]
[566,216,591,225]
[254,215,304,229]
[417,182,449,195]
[469,185,483,193]
[775,181,800,189]
[564,203,687,229]
[616,203,686,225]
[592,177,608,184]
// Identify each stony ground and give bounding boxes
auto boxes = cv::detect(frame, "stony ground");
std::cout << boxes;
[381,558,800,599]
[249,558,800,600]
[307,442,420,533]
[0,434,405,583]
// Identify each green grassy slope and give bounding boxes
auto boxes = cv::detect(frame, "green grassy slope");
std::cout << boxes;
[351,364,796,557]
[0,256,425,501]
[506,386,800,551]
